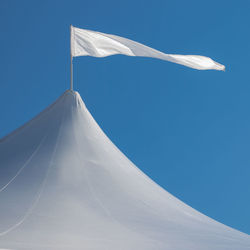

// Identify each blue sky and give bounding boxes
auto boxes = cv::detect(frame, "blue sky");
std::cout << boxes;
[0,0,250,234]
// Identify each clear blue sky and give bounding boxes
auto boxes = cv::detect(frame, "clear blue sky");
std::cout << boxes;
[0,0,249,234]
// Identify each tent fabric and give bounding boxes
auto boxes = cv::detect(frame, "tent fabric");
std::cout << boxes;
[0,90,249,250]
[71,26,225,71]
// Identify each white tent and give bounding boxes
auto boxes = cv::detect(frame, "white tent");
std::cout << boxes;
[0,89,249,249]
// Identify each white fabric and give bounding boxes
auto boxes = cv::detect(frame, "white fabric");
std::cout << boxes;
[0,90,249,250]
[71,26,225,71]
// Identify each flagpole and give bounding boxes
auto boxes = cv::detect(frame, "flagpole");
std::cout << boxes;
[70,25,73,90]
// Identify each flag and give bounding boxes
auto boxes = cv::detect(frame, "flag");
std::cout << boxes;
[71,26,225,71]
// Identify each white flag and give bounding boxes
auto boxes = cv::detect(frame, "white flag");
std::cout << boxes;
[71,26,225,71]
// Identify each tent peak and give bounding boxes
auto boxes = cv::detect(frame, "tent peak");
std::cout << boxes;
[65,88,77,95]
[63,89,80,100]
[62,89,86,109]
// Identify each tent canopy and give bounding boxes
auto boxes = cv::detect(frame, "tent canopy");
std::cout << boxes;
[0,90,249,249]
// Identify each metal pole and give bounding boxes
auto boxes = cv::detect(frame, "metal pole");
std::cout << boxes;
[70,25,73,90]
